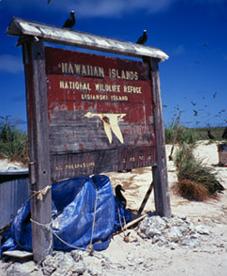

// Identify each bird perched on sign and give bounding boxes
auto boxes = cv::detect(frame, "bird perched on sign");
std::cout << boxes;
[63,10,76,29]
[115,185,127,209]
[136,30,148,45]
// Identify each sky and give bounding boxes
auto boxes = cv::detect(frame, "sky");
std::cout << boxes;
[0,0,227,130]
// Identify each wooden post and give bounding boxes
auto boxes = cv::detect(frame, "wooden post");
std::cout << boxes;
[22,39,52,262]
[149,58,171,217]
[138,182,153,215]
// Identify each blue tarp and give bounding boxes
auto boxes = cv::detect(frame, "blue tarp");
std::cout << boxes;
[0,175,132,255]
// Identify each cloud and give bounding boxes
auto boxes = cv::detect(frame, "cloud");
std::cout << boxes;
[56,0,177,17]
[2,0,177,17]
[2,0,227,18]
[0,54,23,74]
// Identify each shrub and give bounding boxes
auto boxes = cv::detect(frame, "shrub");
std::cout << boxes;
[0,117,28,164]
[174,143,224,200]
[165,125,199,145]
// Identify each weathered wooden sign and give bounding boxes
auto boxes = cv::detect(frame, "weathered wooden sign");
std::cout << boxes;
[46,48,155,180]
[8,17,171,263]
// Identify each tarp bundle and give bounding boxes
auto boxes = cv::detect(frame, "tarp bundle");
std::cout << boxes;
[0,175,132,255]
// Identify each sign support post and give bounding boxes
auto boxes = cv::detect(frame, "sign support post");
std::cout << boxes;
[22,40,52,262]
[149,58,171,217]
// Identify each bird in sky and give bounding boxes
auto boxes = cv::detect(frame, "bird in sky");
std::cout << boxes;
[136,30,148,45]
[193,110,198,116]
[63,10,76,29]
[212,92,217,99]
[190,101,196,106]
[84,112,126,144]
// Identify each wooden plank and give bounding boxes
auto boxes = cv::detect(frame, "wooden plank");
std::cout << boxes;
[149,58,171,217]
[115,214,147,235]
[22,40,52,262]
[7,18,168,61]
[3,250,33,261]
[51,146,155,181]
[138,181,154,215]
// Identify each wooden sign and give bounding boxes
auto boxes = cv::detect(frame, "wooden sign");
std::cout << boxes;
[8,18,171,263]
[45,48,156,180]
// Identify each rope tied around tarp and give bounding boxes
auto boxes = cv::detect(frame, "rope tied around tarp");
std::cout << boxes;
[30,184,99,255]
[32,185,51,201]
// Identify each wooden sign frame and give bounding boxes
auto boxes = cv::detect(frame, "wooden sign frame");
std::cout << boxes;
[8,18,171,262]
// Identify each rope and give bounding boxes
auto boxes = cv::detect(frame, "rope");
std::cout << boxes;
[31,218,90,252]
[30,185,99,255]
[117,207,127,237]
[88,186,98,254]
[32,185,51,201]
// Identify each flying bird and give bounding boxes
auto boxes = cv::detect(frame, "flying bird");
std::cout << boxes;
[190,101,196,106]
[136,30,148,45]
[212,92,217,99]
[63,10,76,29]
[193,110,198,116]
[84,112,126,144]
[115,185,127,209]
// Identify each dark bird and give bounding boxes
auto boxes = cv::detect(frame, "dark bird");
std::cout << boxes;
[209,179,225,194]
[207,129,215,140]
[63,10,76,29]
[190,101,196,106]
[193,110,198,116]
[212,92,217,99]
[115,185,127,208]
[222,127,227,139]
[202,42,208,48]
[136,30,148,45]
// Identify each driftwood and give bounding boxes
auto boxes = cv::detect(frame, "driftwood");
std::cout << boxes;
[115,214,147,235]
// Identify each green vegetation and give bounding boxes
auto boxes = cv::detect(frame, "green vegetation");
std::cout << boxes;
[165,125,225,144]
[0,117,28,164]
[165,125,199,145]
[173,143,224,201]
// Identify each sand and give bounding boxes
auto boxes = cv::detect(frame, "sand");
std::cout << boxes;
[103,141,227,275]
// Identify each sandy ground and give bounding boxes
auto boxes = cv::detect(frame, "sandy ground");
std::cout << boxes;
[103,141,227,276]
[0,141,227,275]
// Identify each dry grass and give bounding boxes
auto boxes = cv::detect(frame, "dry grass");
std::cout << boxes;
[174,143,224,200]
[173,179,209,201]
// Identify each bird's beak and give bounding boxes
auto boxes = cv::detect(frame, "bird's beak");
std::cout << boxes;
[121,186,125,192]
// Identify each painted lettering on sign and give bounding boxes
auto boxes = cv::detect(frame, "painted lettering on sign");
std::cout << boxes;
[45,47,155,180]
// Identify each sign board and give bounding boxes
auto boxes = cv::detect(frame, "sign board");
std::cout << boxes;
[8,18,171,262]
[45,48,156,180]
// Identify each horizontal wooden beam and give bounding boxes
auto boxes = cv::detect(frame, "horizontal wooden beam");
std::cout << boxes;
[7,17,169,61]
